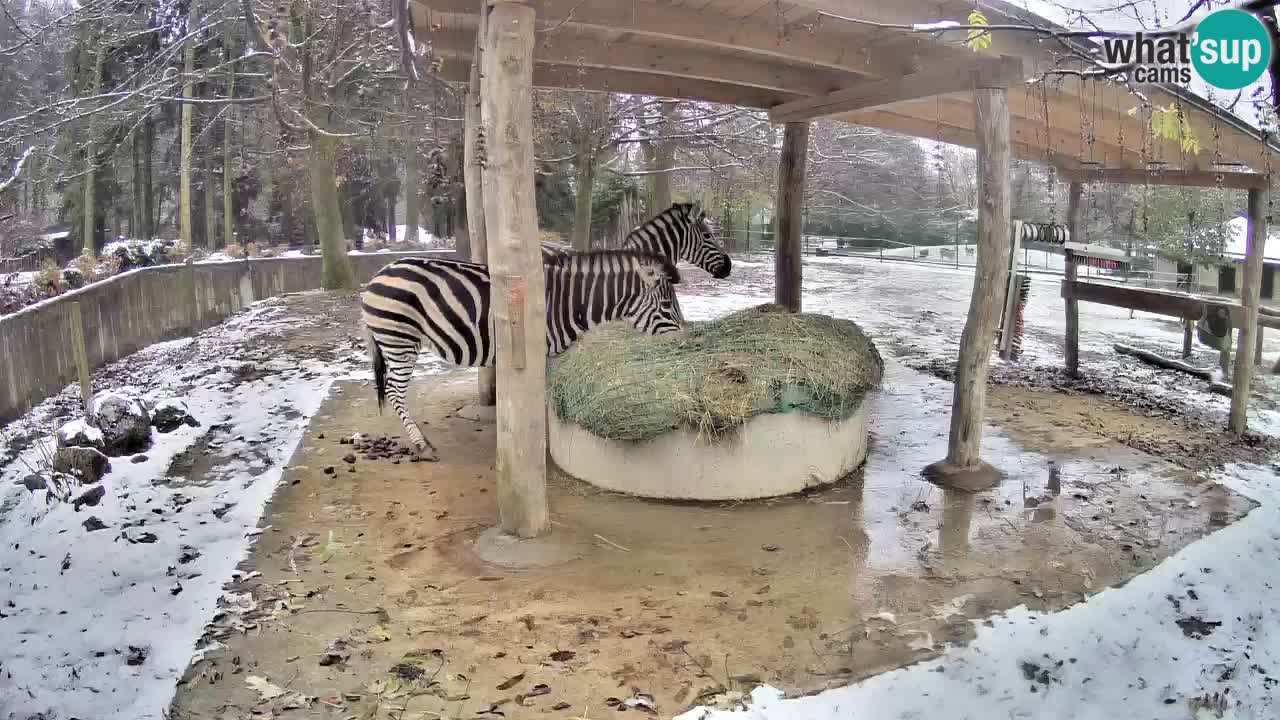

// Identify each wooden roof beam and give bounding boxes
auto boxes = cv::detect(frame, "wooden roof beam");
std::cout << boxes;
[425,28,852,96]
[431,60,800,109]
[1060,167,1270,190]
[768,54,1024,123]
[415,0,921,79]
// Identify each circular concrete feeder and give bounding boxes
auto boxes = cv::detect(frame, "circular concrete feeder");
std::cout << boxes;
[548,403,870,501]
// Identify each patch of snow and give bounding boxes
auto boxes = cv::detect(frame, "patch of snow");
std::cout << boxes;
[88,389,148,418]
[0,295,411,719]
[57,418,103,444]
[911,20,962,31]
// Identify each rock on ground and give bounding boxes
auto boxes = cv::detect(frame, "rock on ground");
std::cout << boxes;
[152,398,198,433]
[89,390,153,455]
[57,418,105,451]
[51,446,111,484]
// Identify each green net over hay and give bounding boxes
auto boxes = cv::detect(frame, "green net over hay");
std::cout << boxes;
[547,303,884,442]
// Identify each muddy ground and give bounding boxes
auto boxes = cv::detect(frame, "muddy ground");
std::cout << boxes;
[169,359,1254,719]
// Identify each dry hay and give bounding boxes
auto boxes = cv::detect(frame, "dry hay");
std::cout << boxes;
[547,303,884,442]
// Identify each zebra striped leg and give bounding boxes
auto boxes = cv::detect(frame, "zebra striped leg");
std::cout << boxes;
[380,343,439,461]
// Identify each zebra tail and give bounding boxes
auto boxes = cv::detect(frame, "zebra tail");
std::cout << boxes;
[367,328,387,412]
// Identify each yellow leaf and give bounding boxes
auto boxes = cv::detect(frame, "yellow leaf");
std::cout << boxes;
[370,624,392,642]
[966,10,992,51]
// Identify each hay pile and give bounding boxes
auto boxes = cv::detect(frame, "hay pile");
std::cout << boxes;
[548,304,883,442]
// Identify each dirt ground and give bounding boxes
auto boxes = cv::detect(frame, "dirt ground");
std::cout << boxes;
[170,365,1254,720]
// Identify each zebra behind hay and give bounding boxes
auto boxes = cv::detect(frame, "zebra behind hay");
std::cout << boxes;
[361,249,686,459]
[541,202,731,279]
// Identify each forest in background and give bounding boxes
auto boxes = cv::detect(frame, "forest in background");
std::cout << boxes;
[0,0,1265,292]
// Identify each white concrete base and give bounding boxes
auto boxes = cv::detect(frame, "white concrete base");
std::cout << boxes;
[548,404,870,501]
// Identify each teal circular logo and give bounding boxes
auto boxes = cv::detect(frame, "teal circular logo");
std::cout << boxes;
[1192,9,1272,90]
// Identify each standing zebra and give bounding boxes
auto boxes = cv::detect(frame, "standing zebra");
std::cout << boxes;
[362,249,685,459]
[541,202,731,279]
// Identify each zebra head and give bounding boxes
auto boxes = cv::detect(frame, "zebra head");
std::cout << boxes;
[626,253,686,335]
[675,202,731,279]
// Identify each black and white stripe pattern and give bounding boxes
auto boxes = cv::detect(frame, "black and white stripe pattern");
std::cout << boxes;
[541,202,731,279]
[361,250,685,456]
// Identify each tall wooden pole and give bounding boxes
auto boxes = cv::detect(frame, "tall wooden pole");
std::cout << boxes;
[774,121,808,313]
[925,87,1011,489]
[1064,182,1083,376]
[1229,188,1267,434]
[466,0,496,406]
[482,0,548,538]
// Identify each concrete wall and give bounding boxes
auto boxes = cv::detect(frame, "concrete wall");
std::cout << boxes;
[0,251,452,425]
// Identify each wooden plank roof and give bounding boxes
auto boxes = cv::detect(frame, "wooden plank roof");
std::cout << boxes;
[414,0,1280,177]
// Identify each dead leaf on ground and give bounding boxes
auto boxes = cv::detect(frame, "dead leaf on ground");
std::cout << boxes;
[496,672,525,690]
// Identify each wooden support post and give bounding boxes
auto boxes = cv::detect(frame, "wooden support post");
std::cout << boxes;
[1256,326,1265,364]
[1230,188,1267,434]
[774,121,808,313]
[1182,319,1193,359]
[925,87,1011,490]
[1064,182,1083,376]
[465,1,496,406]
[482,0,548,538]
[69,302,92,416]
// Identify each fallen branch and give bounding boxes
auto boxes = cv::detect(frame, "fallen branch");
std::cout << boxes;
[1114,343,1233,396]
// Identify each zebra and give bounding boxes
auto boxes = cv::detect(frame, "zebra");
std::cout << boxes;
[540,202,731,279]
[361,249,685,459]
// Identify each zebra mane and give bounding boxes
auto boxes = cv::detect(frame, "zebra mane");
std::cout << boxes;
[544,248,681,284]
[628,202,694,237]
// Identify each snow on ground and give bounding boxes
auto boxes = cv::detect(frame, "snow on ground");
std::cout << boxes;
[2,254,1279,718]
[677,461,1280,720]
[1,271,35,287]
[0,296,424,720]
[673,254,1280,720]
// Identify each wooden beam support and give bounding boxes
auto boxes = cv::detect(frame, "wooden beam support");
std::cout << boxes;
[1061,279,1245,322]
[1061,167,1270,190]
[482,0,549,538]
[418,0,922,79]
[465,0,495,406]
[926,86,1012,489]
[769,55,1023,123]
[1230,188,1267,435]
[774,122,808,313]
[1064,182,1082,377]
[427,28,851,97]
[431,59,798,109]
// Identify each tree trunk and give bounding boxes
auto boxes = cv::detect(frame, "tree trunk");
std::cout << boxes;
[482,0,547,538]
[464,6,495,405]
[1230,189,1267,434]
[929,87,1012,487]
[650,100,677,210]
[223,36,236,247]
[82,40,106,256]
[1064,182,1082,376]
[178,8,196,253]
[205,147,217,249]
[142,116,154,241]
[132,130,143,238]
[571,148,595,251]
[774,122,807,313]
[308,128,356,289]
[403,91,420,244]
